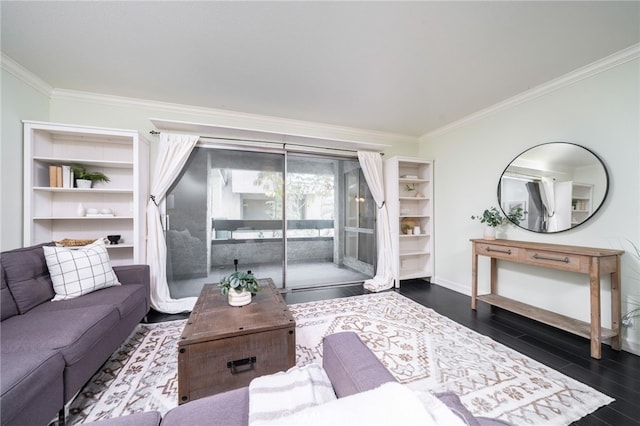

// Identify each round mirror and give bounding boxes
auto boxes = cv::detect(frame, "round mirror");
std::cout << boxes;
[498,142,608,233]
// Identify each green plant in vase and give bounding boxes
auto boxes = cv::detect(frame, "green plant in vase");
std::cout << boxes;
[471,206,505,228]
[71,164,110,188]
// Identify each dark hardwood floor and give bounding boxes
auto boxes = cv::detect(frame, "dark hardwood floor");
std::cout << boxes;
[148,279,640,425]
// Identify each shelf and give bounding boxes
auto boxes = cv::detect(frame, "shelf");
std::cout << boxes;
[399,250,429,257]
[398,270,429,280]
[33,156,133,169]
[477,294,616,340]
[33,216,133,220]
[399,234,429,238]
[399,178,429,183]
[33,187,133,194]
[59,243,134,250]
[399,215,430,218]
[399,197,428,201]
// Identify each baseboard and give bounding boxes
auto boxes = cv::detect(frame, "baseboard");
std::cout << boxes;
[431,277,470,296]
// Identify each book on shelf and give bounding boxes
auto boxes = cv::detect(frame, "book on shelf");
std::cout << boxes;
[62,165,72,188]
[49,165,73,188]
[49,165,58,187]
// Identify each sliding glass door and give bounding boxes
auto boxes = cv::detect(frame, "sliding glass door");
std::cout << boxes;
[165,145,374,297]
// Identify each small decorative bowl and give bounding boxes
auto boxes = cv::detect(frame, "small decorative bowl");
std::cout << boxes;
[107,235,121,245]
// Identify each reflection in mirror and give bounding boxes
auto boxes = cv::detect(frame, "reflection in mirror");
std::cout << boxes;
[498,142,608,233]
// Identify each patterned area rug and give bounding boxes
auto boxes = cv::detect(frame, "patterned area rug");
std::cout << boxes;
[68,292,613,425]
[67,320,186,424]
[290,292,614,426]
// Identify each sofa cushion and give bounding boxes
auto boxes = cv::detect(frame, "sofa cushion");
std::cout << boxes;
[44,239,120,301]
[83,411,162,426]
[1,243,55,314]
[0,305,120,365]
[1,350,65,426]
[30,283,147,320]
[1,279,19,321]
[161,387,249,426]
[322,331,396,398]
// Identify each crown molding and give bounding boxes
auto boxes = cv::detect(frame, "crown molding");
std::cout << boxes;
[51,89,416,147]
[422,43,640,140]
[1,52,53,96]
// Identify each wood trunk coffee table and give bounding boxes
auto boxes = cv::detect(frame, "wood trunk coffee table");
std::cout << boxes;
[177,278,296,404]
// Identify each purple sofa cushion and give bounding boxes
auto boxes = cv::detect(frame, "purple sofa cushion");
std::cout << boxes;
[434,392,481,426]
[161,387,249,426]
[322,331,396,398]
[0,305,119,365]
[0,280,19,321]
[83,411,162,426]
[31,284,146,319]
[1,243,55,314]
[1,350,65,426]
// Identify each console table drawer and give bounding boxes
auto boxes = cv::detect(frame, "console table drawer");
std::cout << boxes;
[475,243,522,260]
[524,249,587,272]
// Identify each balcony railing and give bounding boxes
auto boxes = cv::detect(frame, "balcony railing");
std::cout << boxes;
[212,219,334,240]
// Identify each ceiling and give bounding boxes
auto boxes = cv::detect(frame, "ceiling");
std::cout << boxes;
[2,1,639,137]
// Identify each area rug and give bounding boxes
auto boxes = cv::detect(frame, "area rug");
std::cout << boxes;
[290,291,614,426]
[68,292,613,425]
[67,320,186,424]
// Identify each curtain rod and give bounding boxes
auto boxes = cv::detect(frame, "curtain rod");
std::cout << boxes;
[148,130,383,155]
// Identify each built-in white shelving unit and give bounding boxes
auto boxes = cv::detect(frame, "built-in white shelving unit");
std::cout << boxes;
[23,121,149,265]
[384,156,433,287]
[570,183,593,226]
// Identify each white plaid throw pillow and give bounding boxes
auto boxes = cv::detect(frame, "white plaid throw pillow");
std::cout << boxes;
[44,239,120,301]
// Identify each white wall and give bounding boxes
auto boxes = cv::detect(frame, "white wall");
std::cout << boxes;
[1,68,50,250]
[419,59,640,353]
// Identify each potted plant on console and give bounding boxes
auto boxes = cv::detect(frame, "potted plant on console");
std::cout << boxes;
[471,206,525,240]
[219,271,260,307]
[71,164,110,188]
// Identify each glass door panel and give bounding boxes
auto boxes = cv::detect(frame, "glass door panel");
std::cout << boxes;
[344,162,376,277]
[285,155,373,289]
[166,147,285,297]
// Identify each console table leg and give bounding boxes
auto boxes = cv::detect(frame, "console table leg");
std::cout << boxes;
[589,258,602,359]
[610,255,622,351]
[471,250,478,310]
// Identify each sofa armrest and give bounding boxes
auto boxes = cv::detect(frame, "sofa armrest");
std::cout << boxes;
[322,332,396,398]
[113,264,149,286]
[113,264,150,313]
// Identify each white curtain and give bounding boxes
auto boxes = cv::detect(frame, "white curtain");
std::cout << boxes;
[146,133,200,313]
[539,177,557,232]
[357,151,395,291]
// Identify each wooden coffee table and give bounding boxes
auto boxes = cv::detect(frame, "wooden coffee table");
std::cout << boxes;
[177,278,296,404]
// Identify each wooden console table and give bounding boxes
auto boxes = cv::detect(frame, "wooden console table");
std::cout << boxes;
[471,239,624,359]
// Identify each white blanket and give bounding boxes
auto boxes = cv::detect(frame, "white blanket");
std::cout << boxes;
[266,382,467,426]
[249,363,336,425]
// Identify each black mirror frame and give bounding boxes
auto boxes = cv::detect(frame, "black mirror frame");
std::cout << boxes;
[497,142,609,234]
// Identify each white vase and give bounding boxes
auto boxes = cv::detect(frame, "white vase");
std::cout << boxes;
[484,226,496,240]
[76,179,92,188]
[228,289,252,307]
[76,202,85,217]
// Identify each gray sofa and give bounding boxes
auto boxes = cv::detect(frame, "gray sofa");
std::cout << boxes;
[0,242,151,426]
[86,331,508,426]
